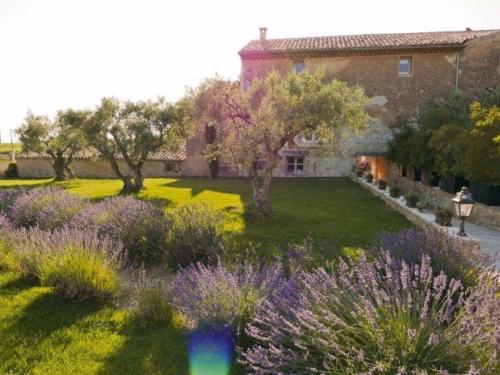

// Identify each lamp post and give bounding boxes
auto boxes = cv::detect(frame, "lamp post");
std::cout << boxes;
[452,187,475,236]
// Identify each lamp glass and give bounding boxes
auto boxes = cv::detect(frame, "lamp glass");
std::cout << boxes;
[459,202,474,218]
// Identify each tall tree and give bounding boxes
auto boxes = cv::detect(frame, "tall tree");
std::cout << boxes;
[84,97,190,193]
[189,70,368,216]
[17,109,88,180]
[187,77,240,177]
[464,102,500,185]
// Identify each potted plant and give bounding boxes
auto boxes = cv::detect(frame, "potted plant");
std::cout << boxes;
[439,176,469,194]
[365,173,373,183]
[405,193,419,208]
[389,186,402,198]
[435,207,453,226]
[355,168,364,177]
[377,180,387,190]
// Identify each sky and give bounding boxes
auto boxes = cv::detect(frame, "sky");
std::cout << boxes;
[0,0,499,141]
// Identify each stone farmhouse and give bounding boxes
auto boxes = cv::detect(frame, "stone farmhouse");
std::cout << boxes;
[236,27,500,180]
[16,28,500,179]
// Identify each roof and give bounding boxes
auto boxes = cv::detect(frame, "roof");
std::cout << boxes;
[17,143,186,161]
[239,30,498,58]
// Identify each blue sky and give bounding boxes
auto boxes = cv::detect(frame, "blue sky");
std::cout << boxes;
[0,0,498,141]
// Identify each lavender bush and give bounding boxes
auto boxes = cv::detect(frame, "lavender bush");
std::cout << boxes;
[8,187,88,230]
[71,195,169,264]
[11,226,125,284]
[167,203,224,268]
[0,188,26,213]
[173,261,284,341]
[241,254,499,374]
[373,229,492,287]
[125,268,175,325]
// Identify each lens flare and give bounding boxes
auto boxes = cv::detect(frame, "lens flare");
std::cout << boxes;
[188,326,234,375]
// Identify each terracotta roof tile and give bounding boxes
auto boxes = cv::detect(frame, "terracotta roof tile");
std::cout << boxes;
[240,30,498,57]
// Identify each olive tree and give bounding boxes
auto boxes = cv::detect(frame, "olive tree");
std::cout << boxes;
[17,109,88,180]
[189,70,368,216]
[84,97,190,193]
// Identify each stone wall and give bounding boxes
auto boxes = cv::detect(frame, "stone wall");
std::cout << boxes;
[182,133,211,177]
[388,162,500,231]
[459,31,500,94]
[17,158,186,179]
[241,51,459,123]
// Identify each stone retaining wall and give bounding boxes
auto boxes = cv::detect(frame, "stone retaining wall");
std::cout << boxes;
[388,164,500,231]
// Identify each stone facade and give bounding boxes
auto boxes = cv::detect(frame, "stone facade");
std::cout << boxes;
[242,52,460,123]
[459,31,500,94]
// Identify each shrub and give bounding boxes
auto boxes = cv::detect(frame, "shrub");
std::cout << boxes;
[355,168,364,177]
[39,245,119,301]
[435,207,453,226]
[173,262,284,341]
[464,103,500,185]
[0,188,26,213]
[167,203,224,269]
[4,163,18,178]
[0,242,17,272]
[389,186,402,198]
[71,196,169,264]
[9,187,87,230]
[405,192,419,207]
[373,229,491,288]
[377,179,387,190]
[127,269,174,325]
[241,255,499,374]
[0,215,17,271]
[35,192,88,231]
[11,227,125,289]
[365,173,373,183]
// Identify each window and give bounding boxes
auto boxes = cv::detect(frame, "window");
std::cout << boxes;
[287,156,304,174]
[399,57,412,75]
[294,61,305,73]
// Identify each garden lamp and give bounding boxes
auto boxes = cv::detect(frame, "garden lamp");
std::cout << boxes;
[452,187,474,236]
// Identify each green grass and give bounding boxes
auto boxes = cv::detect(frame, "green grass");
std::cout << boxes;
[0,271,192,374]
[0,143,21,154]
[0,177,412,259]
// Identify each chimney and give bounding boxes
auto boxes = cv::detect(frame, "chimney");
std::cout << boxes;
[259,27,267,41]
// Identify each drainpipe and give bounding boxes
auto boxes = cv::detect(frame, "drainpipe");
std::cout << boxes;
[455,50,462,91]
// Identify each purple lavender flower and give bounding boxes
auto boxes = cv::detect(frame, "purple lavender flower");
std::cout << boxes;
[372,228,492,287]
[240,254,499,374]
[173,261,284,341]
[8,187,87,230]
[71,195,169,264]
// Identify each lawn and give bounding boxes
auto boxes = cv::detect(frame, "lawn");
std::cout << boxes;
[0,177,411,374]
[0,271,191,375]
[0,177,412,259]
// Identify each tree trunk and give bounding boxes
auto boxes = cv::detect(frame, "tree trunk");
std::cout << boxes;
[52,157,67,181]
[249,164,273,217]
[132,164,144,192]
[120,176,136,194]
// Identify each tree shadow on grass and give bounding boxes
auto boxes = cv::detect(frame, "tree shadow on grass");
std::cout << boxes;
[98,321,189,375]
[0,274,36,296]
[0,291,105,373]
